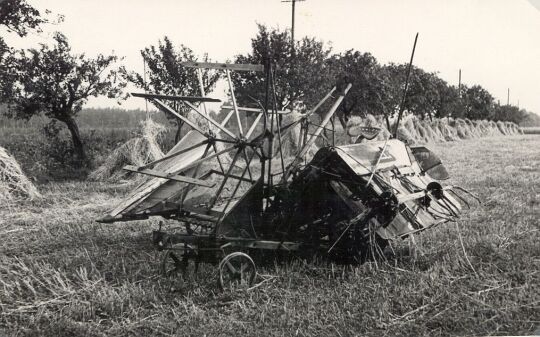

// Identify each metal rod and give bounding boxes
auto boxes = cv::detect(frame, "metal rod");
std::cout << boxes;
[196,68,211,130]
[216,150,256,228]
[261,61,270,211]
[246,112,263,139]
[180,143,212,205]
[365,136,390,188]
[152,99,207,136]
[394,32,419,138]
[226,69,244,137]
[282,83,352,183]
[242,148,253,180]
[212,143,226,174]
[182,100,237,139]
[177,145,236,174]
[137,139,209,170]
[209,149,243,210]
[304,86,337,119]
[271,68,286,176]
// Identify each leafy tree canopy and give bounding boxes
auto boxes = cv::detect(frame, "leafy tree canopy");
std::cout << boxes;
[121,36,220,141]
[4,32,125,162]
[232,24,332,112]
[326,50,390,126]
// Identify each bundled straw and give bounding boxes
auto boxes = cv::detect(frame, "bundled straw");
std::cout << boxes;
[0,147,41,201]
[343,113,521,145]
[89,119,166,181]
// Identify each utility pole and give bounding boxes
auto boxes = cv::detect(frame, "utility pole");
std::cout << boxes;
[507,88,510,106]
[282,0,305,111]
[458,69,462,98]
[282,0,305,55]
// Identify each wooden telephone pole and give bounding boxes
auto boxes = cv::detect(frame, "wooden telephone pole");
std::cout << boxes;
[282,0,305,111]
[282,0,305,53]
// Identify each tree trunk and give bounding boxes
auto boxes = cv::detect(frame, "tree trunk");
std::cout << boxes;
[63,116,86,164]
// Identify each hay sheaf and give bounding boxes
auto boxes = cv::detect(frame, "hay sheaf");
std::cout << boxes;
[89,119,166,182]
[0,147,41,201]
[343,114,521,145]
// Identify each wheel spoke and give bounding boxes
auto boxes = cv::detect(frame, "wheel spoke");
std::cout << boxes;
[218,252,256,291]
[225,260,237,274]
[170,252,181,265]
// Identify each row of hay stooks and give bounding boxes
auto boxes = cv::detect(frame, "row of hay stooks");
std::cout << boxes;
[346,115,522,143]
[0,115,523,201]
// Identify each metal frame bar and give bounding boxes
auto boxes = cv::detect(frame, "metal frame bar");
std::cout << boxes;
[123,165,215,187]
[181,61,264,72]
[180,142,213,205]
[181,100,237,139]
[131,92,220,103]
[208,149,243,210]
[136,139,209,170]
[216,149,256,228]
[151,99,207,136]
[222,105,290,115]
[282,84,352,183]
[225,69,244,137]
[177,145,237,174]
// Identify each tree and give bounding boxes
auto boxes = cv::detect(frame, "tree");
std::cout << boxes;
[232,24,332,112]
[491,103,527,124]
[4,32,125,163]
[326,50,390,127]
[0,0,47,37]
[1,0,48,101]
[461,85,494,120]
[432,78,460,119]
[122,36,220,142]
[383,64,444,121]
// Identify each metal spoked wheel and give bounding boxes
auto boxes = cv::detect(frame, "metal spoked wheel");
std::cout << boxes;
[218,252,256,291]
[160,244,198,279]
[161,250,185,278]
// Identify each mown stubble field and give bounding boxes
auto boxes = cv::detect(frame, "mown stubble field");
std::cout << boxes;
[1,135,539,337]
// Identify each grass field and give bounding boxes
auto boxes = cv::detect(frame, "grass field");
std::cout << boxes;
[1,135,538,336]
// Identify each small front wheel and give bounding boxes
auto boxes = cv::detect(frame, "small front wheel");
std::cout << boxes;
[218,252,256,291]
[161,250,184,277]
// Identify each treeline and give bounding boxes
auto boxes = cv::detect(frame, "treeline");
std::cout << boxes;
[231,25,536,127]
[1,1,537,167]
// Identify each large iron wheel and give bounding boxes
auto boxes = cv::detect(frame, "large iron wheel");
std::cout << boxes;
[218,252,256,291]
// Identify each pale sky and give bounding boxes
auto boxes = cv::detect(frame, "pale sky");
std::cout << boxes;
[4,0,540,114]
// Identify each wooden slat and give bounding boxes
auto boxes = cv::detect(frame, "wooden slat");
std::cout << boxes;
[131,92,221,103]
[123,165,215,187]
[181,61,264,72]
[208,169,256,183]
[151,99,207,136]
[221,105,290,114]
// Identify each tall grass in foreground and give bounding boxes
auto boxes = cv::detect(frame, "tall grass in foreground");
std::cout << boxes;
[0,136,538,337]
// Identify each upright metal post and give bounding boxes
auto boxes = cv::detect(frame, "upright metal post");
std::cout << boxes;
[393,32,419,138]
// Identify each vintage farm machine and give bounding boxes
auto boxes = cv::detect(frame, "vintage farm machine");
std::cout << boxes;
[98,61,471,290]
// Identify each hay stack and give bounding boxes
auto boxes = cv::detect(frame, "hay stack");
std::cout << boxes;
[455,118,474,139]
[438,118,460,141]
[496,121,509,135]
[89,119,166,181]
[0,147,41,201]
